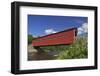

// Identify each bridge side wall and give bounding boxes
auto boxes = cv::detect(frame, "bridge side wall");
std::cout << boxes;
[32,29,76,47]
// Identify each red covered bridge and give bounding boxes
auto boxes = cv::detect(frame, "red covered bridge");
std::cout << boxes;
[32,28,77,47]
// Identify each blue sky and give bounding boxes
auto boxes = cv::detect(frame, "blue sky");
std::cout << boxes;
[28,15,88,37]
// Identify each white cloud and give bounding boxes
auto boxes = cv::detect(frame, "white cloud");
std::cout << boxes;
[32,35,37,38]
[45,28,57,34]
[78,23,88,35]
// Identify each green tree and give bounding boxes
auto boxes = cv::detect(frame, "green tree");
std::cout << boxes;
[28,35,33,44]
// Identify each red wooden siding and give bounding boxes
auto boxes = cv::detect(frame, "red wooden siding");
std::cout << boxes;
[32,28,77,47]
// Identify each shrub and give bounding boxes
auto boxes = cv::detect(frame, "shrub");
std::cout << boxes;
[57,37,88,59]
